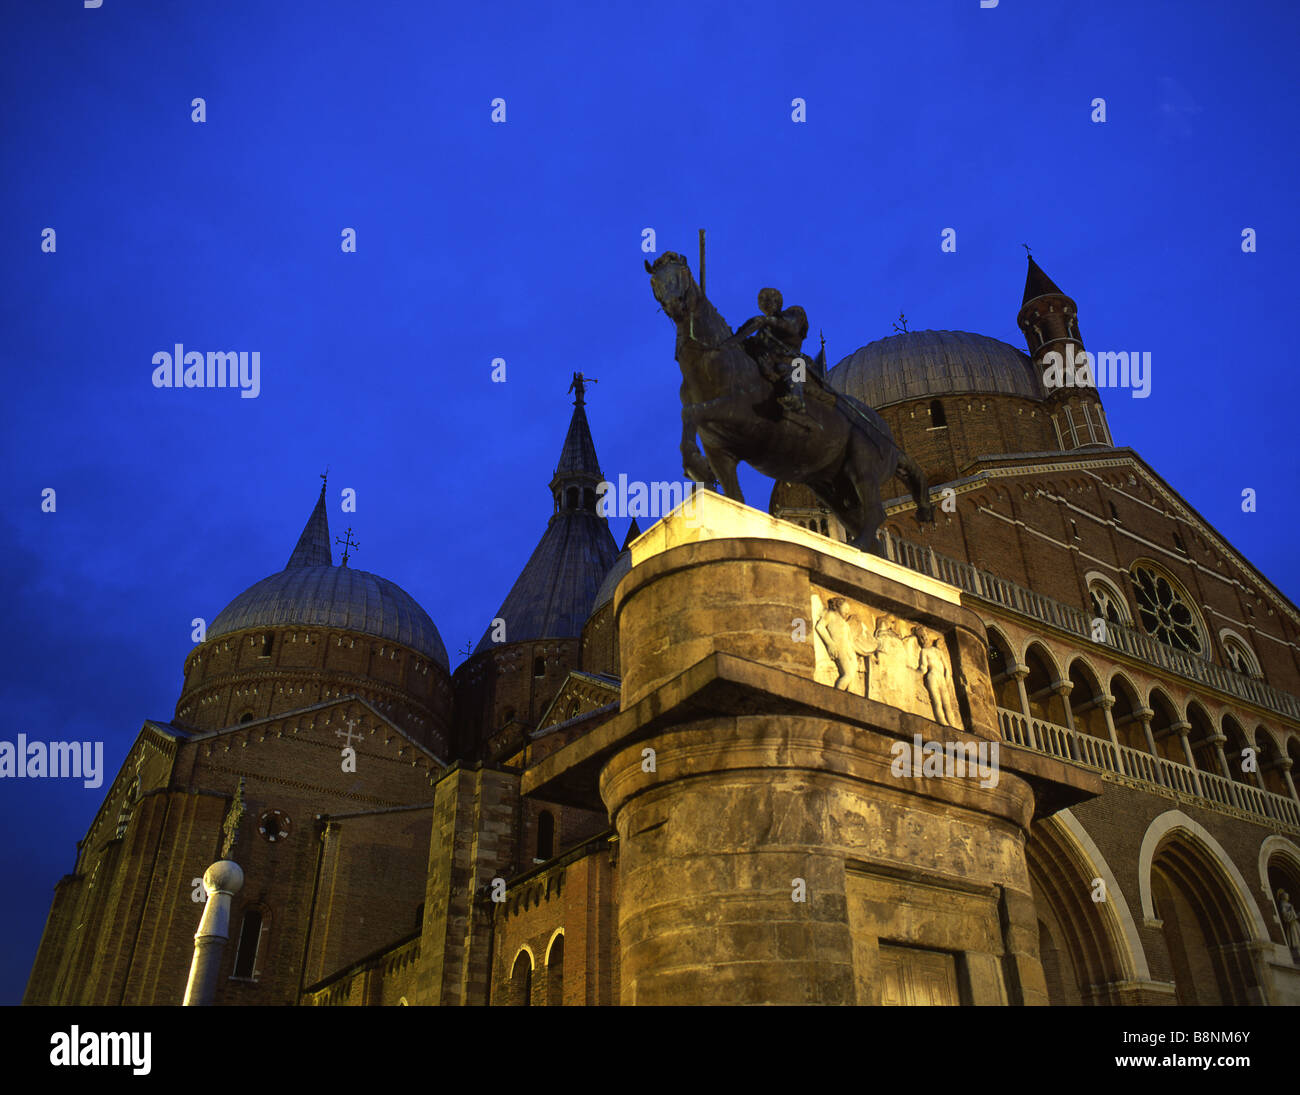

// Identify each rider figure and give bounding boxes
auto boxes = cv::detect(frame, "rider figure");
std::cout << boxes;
[733,288,813,422]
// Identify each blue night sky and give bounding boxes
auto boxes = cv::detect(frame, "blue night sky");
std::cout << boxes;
[2,1,1297,1003]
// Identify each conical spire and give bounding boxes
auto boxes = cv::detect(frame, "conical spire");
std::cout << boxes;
[476,381,618,653]
[286,480,333,569]
[552,373,602,488]
[1022,254,1065,305]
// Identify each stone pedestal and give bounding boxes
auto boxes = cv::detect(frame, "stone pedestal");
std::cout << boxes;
[524,492,1098,1005]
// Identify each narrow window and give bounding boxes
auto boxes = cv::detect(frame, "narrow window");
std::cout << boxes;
[260,633,273,657]
[929,400,947,428]
[583,488,595,511]
[1108,501,1119,522]
[533,656,545,677]
[232,909,263,979]
[537,810,555,860]
[566,486,579,510]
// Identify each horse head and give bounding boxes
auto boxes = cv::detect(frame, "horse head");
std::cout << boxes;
[645,251,696,321]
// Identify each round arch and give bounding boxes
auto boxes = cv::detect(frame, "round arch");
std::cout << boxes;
[1137,810,1269,938]
[1031,810,1149,1000]
[544,928,565,965]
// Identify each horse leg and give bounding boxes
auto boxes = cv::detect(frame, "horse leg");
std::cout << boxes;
[839,430,888,555]
[680,407,717,489]
[705,446,744,504]
[897,451,935,523]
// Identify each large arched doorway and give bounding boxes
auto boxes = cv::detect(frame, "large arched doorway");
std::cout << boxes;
[1149,835,1260,1005]
[1026,817,1132,1005]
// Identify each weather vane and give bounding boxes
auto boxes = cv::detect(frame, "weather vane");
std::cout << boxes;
[335,527,359,567]
[1022,243,1032,257]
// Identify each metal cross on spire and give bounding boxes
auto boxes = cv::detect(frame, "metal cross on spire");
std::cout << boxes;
[1022,243,1032,257]
[335,527,359,567]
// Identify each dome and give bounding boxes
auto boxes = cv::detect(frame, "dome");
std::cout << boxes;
[209,565,449,670]
[828,330,1045,409]
[590,550,630,614]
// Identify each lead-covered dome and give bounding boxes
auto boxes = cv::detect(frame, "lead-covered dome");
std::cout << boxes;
[209,564,449,669]
[829,330,1045,409]
[206,484,449,670]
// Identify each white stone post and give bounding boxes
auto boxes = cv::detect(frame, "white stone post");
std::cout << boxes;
[183,860,244,1006]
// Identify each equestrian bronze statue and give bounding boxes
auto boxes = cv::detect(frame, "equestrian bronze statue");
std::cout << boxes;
[646,251,934,555]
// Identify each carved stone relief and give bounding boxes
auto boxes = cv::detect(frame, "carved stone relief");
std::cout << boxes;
[811,589,962,729]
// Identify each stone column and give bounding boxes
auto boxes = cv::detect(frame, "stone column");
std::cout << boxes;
[1208,731,1241,808]
[1135,707,1164,787]
[1171,720,1202,797]
[1050,680,1077,760]
[1098,694,1120,752]
[182,860,243,1006]
[1279,757,1298,804]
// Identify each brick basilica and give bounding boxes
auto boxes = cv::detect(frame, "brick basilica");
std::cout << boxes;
[25,256,1300,1006]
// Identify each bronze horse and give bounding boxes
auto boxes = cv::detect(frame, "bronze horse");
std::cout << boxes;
[646,251,934,555]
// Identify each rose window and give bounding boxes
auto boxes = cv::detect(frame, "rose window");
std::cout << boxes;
[1131,565,1202,654]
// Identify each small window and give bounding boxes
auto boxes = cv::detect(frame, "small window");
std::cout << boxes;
[537,810,555,860]
[533,656,545,677]
[232,909,263,979]
[260,633,273,657]
[929,400,947,428]
[238,711,255,725]
[1173,531,1186,553]
[820,519,829,536]
[583,488,595,511]
[566,487,579,510]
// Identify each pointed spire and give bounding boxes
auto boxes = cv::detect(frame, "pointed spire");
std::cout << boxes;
[554,374,602,483]
[476,384,619,653]
[286,478,333,569]
[1022,254,1065,305]
[621,518,642,550]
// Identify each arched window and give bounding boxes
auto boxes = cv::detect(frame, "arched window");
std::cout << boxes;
[232,908,264,980]
[929,400,947,428]
[583,488,595,511]
[1086,574,1131,629]
[533,656,545,677]
[566,487,579,510]
[546,934,565,1006]
[509,951,532,1007]
[1130,562,1205,655]
[260,633,273,657]
[1219,630,1262,679]
[537,810,555,860]
[238,711,255,725]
